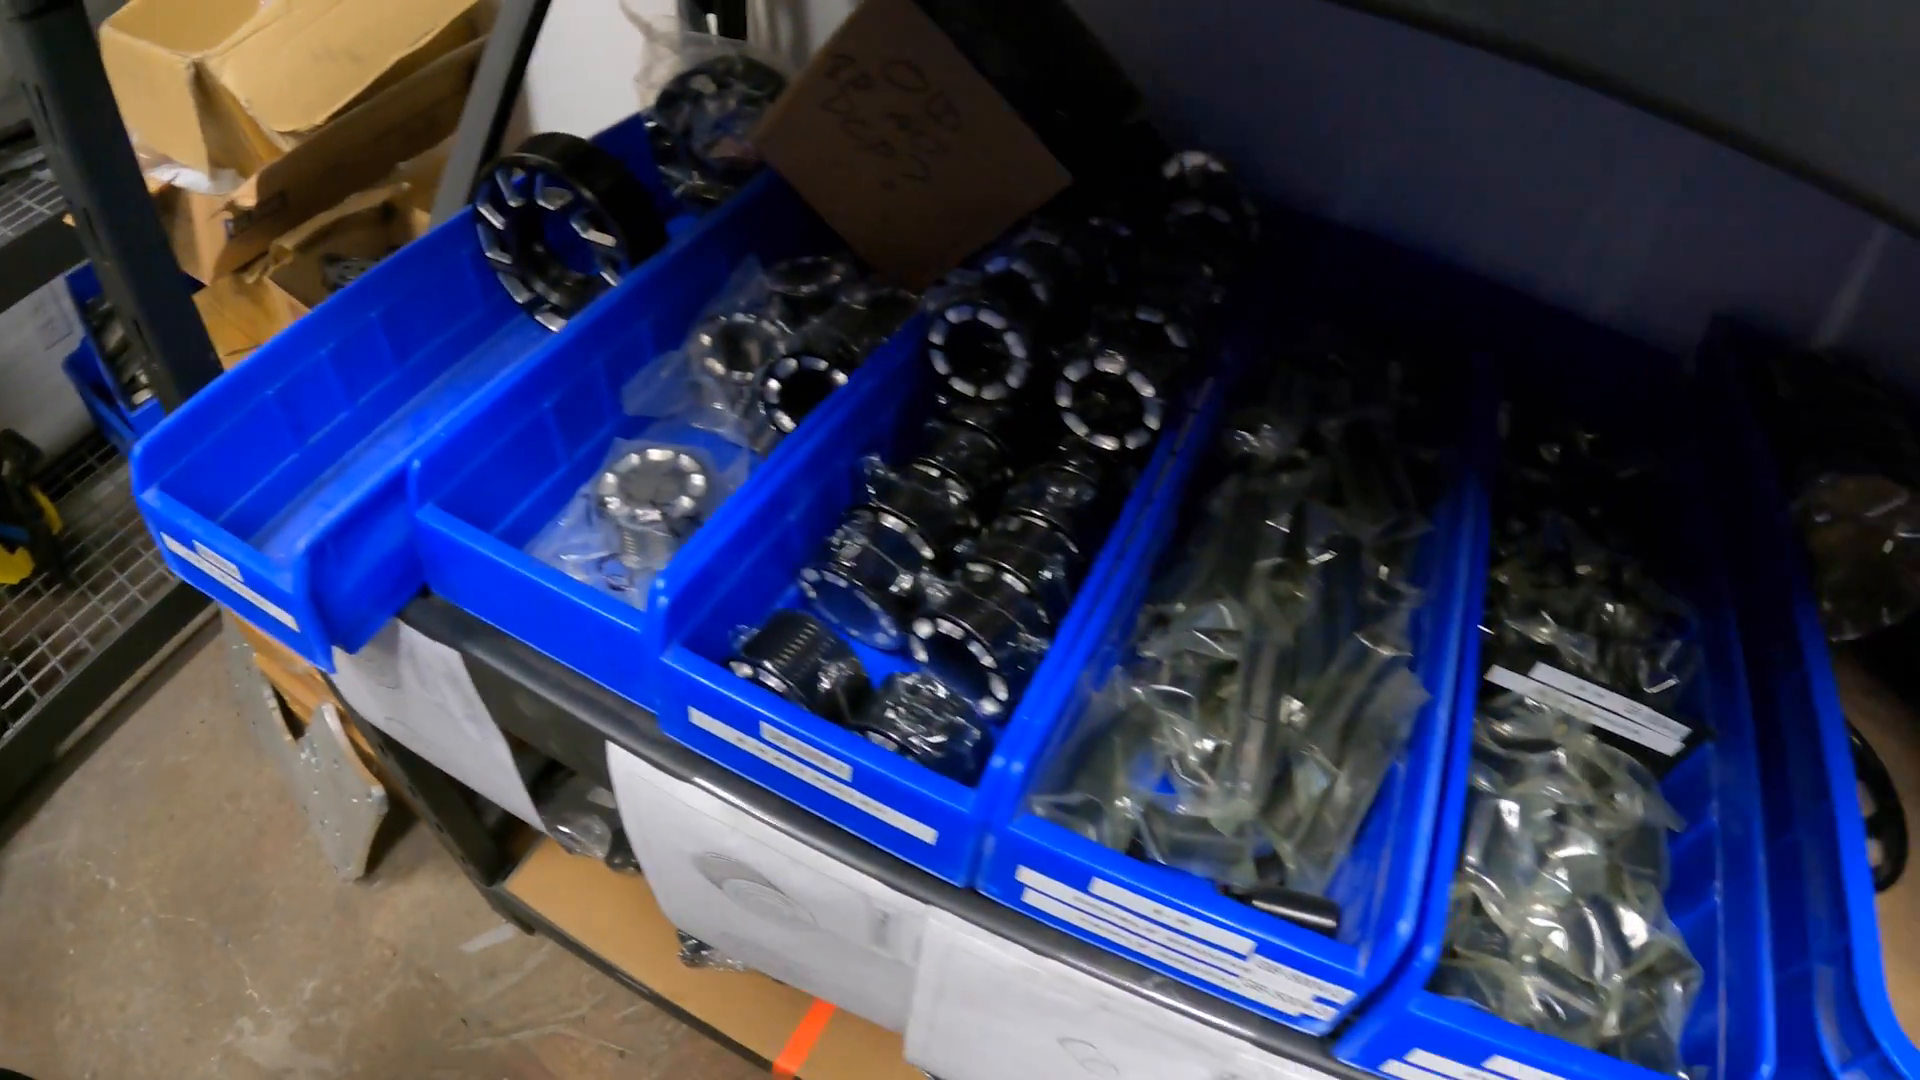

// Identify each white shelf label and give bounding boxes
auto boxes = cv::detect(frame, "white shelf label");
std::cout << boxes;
[1012,865,1351,1020]
[689,708,937,845]
[1485,664,1688,756]
[161,533,299,631]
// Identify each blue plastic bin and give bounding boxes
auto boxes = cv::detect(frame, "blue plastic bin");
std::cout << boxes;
[644,324,1224,885]
[409,178,871,716]
[1700,320,1920,1080]
[131,116,689,668]
[1336,320,1774,1080]
[973,339,1488,1034]
[60,265,165,454]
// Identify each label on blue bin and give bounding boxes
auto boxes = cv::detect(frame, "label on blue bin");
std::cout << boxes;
[1384,1050,1566,1080]
[1012,865,1354,1020]
[760,722,855,781]
[1485,663,1689,757]
[687,707,938,845]
[159,532,300,632]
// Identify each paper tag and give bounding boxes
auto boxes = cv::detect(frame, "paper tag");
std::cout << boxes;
[688,707,938,845]
[1393,1051,1503,1080]
[332,623,544,831]
[760,722,855,781]
[1012,866,1350,1020]
[1523,663,1690,743]
[0,277,89,457]
[1481,1057,1568,1080]
[1388,1050,1568,1080]
[161,532,301,631]
[607,742,927,1031]
[907,910,1339,1080]
[1484,664,1687,757]
[752,0,1071,287]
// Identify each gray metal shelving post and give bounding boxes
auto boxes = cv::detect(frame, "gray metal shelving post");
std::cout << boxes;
[0,0,213,815]
[0,0,217,409]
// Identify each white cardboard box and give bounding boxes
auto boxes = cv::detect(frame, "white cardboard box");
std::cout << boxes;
[607,742,927,1032]
[906,909,1340,1080]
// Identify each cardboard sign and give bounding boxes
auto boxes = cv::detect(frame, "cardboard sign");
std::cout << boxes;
[753,0,1072,287]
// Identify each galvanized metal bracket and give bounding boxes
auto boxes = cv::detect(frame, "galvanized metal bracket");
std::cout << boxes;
[226,624,387,880]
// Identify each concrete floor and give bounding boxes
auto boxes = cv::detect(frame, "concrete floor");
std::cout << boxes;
[0,628,763,1080]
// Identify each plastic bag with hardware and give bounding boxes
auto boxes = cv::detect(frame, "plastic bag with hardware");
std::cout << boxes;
[526,422,753,605]
[1028,339,1450,918]
[621,5,794,211]
[1437,696,1698,1074]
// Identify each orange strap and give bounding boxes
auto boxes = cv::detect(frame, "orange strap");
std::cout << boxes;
[772,1000,838,1078]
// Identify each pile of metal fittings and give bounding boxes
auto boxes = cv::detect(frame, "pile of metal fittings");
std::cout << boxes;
[923,150,1259,453]
[1027,338,1451,934]
[724,151,1261,786]
[1434,417,1704,1077]
[524,253,915,604]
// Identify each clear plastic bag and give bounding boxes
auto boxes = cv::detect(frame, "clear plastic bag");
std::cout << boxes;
[1030,686,1157,851]
[622,9,793,211]
[527,422,753,605]
[850,672,993,785]
[623,257,782,436]
[622,255,916,455]
[536,773,623,862]
[1483,420,1707,764]
[1438,696,1700,1069]
[1028,341,1450,920]
[676,930,753,973]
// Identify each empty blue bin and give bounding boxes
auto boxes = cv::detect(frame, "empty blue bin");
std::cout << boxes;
[408,177,875,716]
[1336,319,1774,1080]
[1700,320,1920,1080]
[130,116,693,668]
[972,330,1488,1034]
[645,320,1227,885]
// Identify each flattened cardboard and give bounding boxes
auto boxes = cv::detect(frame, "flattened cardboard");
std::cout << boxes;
[504,839,924,1080]
[161,37,479,282]
[101,0,480,176]
[752,0,1071,287]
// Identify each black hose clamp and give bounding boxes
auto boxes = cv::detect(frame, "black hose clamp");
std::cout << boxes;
[727,610,870,723]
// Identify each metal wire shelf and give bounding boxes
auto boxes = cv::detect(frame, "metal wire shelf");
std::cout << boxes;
[0,435,176,732]
[0,173,63,246]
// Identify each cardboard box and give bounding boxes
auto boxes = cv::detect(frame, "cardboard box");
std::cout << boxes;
[101,0,482,177]
[255,182,434,324]
[192,273,285,370]
[158,36,480,283]
[186,134,450,367]
[752,0,1070,287]
[505,839,924,1080]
